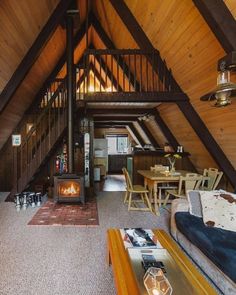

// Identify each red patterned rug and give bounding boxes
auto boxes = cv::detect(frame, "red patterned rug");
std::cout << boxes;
[28,199,99,227]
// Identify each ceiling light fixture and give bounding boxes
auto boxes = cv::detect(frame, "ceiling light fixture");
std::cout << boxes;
[200,51,236,107]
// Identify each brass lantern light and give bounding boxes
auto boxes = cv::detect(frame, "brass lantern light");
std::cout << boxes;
[200,51,236,107]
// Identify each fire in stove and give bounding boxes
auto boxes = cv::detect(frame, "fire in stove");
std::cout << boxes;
[54,174,85,204]
[59,181,80,196]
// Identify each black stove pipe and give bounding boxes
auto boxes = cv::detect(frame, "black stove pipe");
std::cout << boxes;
[66,13,74,174]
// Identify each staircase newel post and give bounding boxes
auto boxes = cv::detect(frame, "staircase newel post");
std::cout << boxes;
[66,12,75,174]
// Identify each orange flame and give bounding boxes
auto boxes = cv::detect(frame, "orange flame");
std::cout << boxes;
[60,182,80,196]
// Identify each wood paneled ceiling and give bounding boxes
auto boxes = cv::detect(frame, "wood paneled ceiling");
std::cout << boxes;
[93,0,236,172]
[1,0,236,181]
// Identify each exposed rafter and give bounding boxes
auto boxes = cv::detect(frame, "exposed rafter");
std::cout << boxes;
[0,16,91,154]
[91,47,123,92]
[92,13,141,91]
[193,0,236,53]
[127,123,145,147]
[0,0,74,114]
[109,0,236,188]
[137,120,160,148]
[152,110,179,150]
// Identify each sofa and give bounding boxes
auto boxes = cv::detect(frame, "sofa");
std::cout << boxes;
[171,198,236,295]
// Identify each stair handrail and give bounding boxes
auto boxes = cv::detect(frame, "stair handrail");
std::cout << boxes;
[22,78,66,144]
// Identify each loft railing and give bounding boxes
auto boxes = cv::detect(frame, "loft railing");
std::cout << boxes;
[76,49,174,98]
[14,80,67,193]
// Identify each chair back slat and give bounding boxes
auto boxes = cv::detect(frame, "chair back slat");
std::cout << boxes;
[202,168,222,190]
[178,173,203,196]
[212,171,223,190]
[122,167,133,190]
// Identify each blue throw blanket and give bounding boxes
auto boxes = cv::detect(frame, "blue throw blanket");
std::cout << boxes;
[175,212,236,283]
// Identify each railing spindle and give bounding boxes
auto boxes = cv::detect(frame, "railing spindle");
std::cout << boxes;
[111,55,114,91]
[140,54,142,92]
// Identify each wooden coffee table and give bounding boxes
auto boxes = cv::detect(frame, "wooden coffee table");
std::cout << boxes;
[107,229,217,295]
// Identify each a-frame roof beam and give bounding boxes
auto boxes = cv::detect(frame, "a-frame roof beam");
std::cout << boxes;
[92,13,141,91]
[109,0,236,189]
[0,17,90,154]
[29,16,92,114]
[0,0,74,114]
[192,0,236,53]
[151,109,179,150]
[137,120,160,148]
[89,63,107,89]
[91,49,123,92]
[127,123,145,148]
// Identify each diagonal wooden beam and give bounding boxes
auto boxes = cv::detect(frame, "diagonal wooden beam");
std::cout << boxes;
[1,17,90,154]
[89,63,107,89]
[0,0,74,114]
[192,0,236,53]
[152,110,179,150]
[151,110,197,173]
[137,120,160,148]
[128,123,145,147]
[91,48,123,92]
[91,13,141,91]
[109,0,236,188]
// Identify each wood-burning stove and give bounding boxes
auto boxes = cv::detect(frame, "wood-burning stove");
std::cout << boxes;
[54,174,85,204]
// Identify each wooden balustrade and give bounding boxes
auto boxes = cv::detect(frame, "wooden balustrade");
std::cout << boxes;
[14,80,67,193]
[76,49,172,98]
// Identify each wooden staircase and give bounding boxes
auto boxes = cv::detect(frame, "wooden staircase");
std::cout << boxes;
[12,79,68,194]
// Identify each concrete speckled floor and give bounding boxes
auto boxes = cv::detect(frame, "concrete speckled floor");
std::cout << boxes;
[0,191,169,295]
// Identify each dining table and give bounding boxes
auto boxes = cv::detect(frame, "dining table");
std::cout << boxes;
[137,169,196,215]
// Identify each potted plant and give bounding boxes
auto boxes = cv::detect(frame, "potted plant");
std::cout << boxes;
[164,153,182,172]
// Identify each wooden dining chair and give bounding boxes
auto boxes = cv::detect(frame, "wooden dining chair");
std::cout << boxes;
[150,165,178,207]
[200,168,223,190]
[122,168,153,212]
[164,173,203,206]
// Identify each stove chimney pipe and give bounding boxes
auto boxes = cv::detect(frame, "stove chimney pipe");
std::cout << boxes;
[66,12,75,174]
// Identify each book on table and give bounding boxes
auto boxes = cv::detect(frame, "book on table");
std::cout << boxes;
[120,228,163,249]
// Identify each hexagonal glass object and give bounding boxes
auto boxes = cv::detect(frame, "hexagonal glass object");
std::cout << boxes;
[143,267,173,295]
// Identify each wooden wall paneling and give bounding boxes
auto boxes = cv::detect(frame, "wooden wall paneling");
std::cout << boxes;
[91,14,140,92]
[108,0,236,188]
[0,16,89,154]
[132,152,194,185]
[152,109,179,150]
[0,0,73,114]
[192,0,236,53]
[0,0,59,92]
[158,103,217,172]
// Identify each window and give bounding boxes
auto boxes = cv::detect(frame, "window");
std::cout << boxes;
[106,135,128,155]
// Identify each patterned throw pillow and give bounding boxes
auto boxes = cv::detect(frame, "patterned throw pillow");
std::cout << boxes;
[187,190,203,218]
[200,191,236,232]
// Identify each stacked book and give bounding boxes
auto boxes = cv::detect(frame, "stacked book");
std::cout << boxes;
[120,228,163,249]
